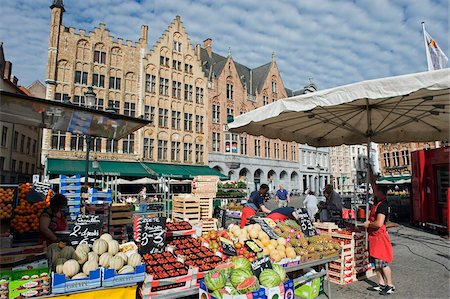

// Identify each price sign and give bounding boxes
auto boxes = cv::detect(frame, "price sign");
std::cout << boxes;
[253,218,278,239]
[219,237,237,256]
[250,256,272,278]
[135,216,166,254]
[297,208,317,237]
[27,182,52,203]
[68,214,102,247]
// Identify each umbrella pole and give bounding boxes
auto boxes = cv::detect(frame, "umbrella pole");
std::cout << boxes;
[365,138,371,249]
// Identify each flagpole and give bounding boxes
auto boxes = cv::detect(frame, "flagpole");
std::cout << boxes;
[422,22,433,71]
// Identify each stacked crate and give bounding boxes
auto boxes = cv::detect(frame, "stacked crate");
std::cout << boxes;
[109,203,133,241]
[328,232,357,285]
[191,176,218,220]
[172,194,200,224]
[84,203,109,234]
[353,232,374,278]
[59,175,81,224]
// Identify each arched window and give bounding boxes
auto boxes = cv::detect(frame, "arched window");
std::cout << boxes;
[57,60,71,83]
[110,47,122,68]
[226,77,233,100]
[76,40,90,61]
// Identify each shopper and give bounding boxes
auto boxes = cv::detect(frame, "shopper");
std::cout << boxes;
[138,186,147,203]
[364,164,395,295]
[39,193,68,244]
[240,184,272,227]
[303,190,319,221]
[320,184,343,221]
[275,184,290,208]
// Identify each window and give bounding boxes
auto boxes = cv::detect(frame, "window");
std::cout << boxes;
[92,73,105,87]
[122,134,134,154]
[402,149,410,165]
[51,131,65,150]
[302,150,307,165]
[225,133,238,153]
[72,95,85,106]
[26,137,31,154]
[212,132,220,152]
[212,105,220,123]
[124,102,136,117]
[264,141,270,158]
[240,136,247,155]
[226,83,233,100]
[157,140,168,160]
[143,138,154,159]
[172,60,182,71]
[173,41,182,52]
[159,56,169,67]
[0,157,4,171]
[158,108,168,128]
[171,111,181,130]
[227,108,234,118]
[106,139,118,153]
[54,93,70,102]
[93,50,106,64]
[74,71,88,85]
[195,144,204,163]
[183,143,193,163]
[254,139,261,157]
[32,139,37,154]
[171,142,181,161]
[31,164,35,173]
[263,96,269,105]
[282,144,288,160]
[145,74,156,93]
[184,63,193,74]
[18,161,23,173]
[272,81,277,93]
[144,105,155,125]
[274,143,279,159]
[13,131,18,150]
[25,162,29,174]
[184,113,193,131]
[384,152,391,167]
[89,137,101,152]
[172,81,182,99]
[184,84,193,101]
[393,151,400,166]
[195,115,204,133]
[109,77,121,90]
[70,134,84,151]
[1,126,7,147]
[20,134,25,153]
[159,77,169,96]
[107,100,120,112]
[195,87,204,104]
[11,160,16,172]
[291,145,296,160]
[95,98,104,110]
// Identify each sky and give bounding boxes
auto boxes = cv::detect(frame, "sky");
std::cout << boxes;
[0,0,448,91]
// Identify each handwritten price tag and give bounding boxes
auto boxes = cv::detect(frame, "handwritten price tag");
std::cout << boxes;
[297,208,317,237]
[135,216,167,254]
[250,256,272,277]
[68,214,102,247]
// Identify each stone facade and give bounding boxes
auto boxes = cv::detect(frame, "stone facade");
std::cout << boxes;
[43,3,208,168]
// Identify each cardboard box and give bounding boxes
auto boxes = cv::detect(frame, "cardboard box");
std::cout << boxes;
[199,279,267,299]
[140,268,197,297]
[102,264,145,287]
[51,269,101,294]
[9,267,50,299]
[295,277,321,299]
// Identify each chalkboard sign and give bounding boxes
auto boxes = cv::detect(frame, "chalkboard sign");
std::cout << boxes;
[27,182,52,203]
[219,237,237,256]
[253,218,278,239]
[250,256,272,278]
[213,207,226,228]
[136,216,167,254]
[297,208,317,237]
[68,214,102,247]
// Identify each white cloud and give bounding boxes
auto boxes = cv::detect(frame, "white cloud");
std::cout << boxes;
[0,0,448,91]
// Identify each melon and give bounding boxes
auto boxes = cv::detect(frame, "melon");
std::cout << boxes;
[99,252,113,267]
[99,233,113,242]
[204,270,226,291]
[108,240,120,255]
[232,257,251,272]
[76,243,90,254]
[215,262,233,278]
[127,253,142,268]
[211,290,223,299]
[277,237,287,246]
[56,263,65,275]
[271,264,287,281]
[72,273,88,280]
[259,269,281,288]
[116,252,128,263]
[236,276,259,294]
[88,252,99,263]
[109,256,124,270]
[249,229,259,239]
[60,246,75,260]
[82,260,98,276]
[230,269,253,287]
[73,250,88,265]
[118,265,135,274]
[93,239,108,255]
[62,259,80,278]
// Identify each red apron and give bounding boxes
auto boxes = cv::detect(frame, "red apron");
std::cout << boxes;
[266,212,289,222]
[368,200,393,263]
[240,206,256,228]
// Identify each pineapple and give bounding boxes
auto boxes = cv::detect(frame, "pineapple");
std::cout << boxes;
[274,227,282,235]
[290,238,299,247]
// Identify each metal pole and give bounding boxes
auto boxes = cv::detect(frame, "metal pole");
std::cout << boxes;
[85,136,90,187]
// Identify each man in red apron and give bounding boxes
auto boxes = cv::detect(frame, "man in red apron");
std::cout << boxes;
[240,184,271,227]
[364,165,395,295]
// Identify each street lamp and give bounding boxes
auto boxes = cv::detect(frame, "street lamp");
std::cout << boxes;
[84,87,96,188]
[92,157,99,188]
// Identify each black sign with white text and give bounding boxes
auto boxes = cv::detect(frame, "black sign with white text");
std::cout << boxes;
[297,208,317,237]
[250,256,273,278]
[137,216,167,254]
[253,218,279,239]
[27,182,52,203]
[68,214,102,247]
[220,237,237,256]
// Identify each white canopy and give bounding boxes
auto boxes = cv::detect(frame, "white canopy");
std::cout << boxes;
[109,178,135,185]
[229,69,449,146]
[130,177,158,184]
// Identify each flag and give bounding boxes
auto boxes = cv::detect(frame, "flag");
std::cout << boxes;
[422,24,448,71]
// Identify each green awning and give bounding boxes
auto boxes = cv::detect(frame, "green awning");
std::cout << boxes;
[378,175,411,182]
[47,159,227,179]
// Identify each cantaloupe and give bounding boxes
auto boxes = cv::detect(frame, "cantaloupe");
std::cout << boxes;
[60,246,75,260]
[56,263,65,274]
[127,253,142,268]
[99,233,113,242]
[73,250,88,265]
[82,260,98,276]
[63,259,80,278]
[109,256,124,270]
[72,273,88,280]
[249,229,259,239]
[116,252,128,263]
[99,252,113,267]
[118,265,135,274]
[88,252,98,263]
[76,243,90,254]
[93,239,108,255]
[107,240,119,255]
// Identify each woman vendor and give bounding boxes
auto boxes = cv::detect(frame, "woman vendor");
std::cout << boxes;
[266,206,301,222]
[39,193,68,244]
[240,184,272,227]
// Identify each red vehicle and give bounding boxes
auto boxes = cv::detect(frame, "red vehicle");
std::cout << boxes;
[411,146,449,233]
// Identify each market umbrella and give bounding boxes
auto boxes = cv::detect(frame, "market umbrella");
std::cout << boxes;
[131,177,159,184]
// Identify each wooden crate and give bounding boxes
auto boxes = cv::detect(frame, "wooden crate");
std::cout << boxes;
[200,219,218,232]
[314,221,340,234]
[199,198,213,219]
[172,195,200,222]
[109,203,133,226]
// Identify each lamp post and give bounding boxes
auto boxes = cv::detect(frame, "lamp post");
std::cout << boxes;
[316,163,321,196]
[84,87,96,188]
[92,157,99,188]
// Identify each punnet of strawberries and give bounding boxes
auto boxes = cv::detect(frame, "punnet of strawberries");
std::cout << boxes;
[166,221,192,232]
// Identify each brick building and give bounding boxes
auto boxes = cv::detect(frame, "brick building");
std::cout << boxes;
[42,1,209,172]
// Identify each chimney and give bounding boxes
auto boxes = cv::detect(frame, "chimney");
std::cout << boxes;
[204,38,212,57]
[12,76,18,86]
[195,44,201,58]
[4,61,12,80]
[140,25,148,45]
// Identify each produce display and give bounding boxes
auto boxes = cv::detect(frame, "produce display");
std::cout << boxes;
[0,187,14,220]
[142,252,188,279]
[166,221,192,231]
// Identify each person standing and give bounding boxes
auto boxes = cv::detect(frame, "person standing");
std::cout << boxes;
[320,184,343,221]
[39,194,68,244]
[275,184,290,208]
[364,164,395,295]
[240,184,272,227]
[303,190,319,221]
